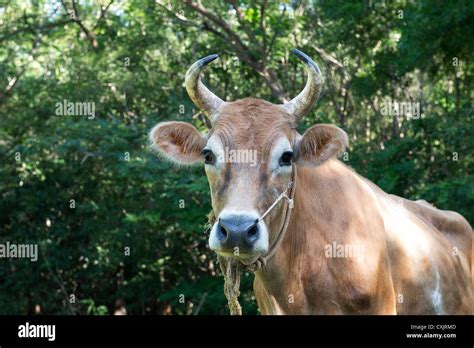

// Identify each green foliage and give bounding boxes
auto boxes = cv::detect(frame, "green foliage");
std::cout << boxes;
[0,0,472,315]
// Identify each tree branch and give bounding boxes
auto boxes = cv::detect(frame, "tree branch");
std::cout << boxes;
[184,0,287,101]
[156,1,227,41]
[185,1,254,65]
[93,0,115,30]
[0,33,41,105]
[227,0,263,54]
[313,46,345,69]
[61,0,98,49]
[0,19,71,42]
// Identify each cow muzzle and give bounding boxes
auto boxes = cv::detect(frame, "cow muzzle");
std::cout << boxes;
[209,211,269,259]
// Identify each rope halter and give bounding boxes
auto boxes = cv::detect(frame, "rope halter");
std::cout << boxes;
[243,163,297,272]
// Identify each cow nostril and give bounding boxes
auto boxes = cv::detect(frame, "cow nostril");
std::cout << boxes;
[248,225,258,238]
[219,224,228,238]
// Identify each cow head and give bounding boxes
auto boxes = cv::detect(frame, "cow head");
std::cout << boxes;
[150,50,348,265]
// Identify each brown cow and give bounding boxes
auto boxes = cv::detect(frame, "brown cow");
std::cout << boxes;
[150,50,473,314]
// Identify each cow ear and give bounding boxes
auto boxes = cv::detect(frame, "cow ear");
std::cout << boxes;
[297,124,348,166]
[149,121,207,165]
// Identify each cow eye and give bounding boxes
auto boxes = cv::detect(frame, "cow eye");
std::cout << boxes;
[202,149,215,165]
[279,151,293,166]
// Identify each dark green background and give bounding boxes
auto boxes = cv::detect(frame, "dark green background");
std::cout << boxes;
[0,0,472,315]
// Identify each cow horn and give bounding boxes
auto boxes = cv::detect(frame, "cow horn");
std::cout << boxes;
[283,49,323,118]
[185,54,224,123]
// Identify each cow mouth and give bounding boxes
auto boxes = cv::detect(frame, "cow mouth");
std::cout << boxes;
[213,249,261,264]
